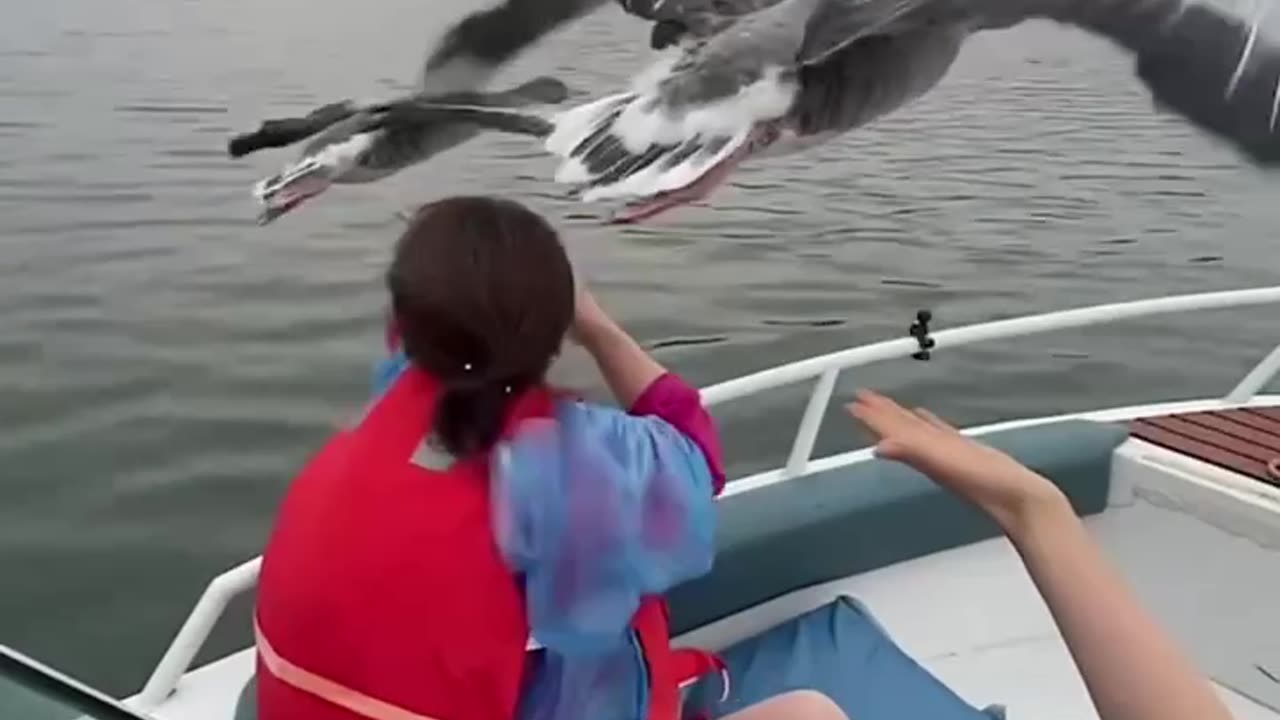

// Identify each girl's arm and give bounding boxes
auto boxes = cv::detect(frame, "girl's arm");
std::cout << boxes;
[1007,493,1235,720]
[572,288,725,492]
[572,289,665,408]
[847,390,1234,720]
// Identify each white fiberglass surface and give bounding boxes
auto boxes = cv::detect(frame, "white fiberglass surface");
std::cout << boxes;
[678,446,1280,719]
[143,423,1280,720]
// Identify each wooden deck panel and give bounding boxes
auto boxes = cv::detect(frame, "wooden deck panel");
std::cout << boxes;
[1130,408,1280,486]
[1253,407,1280,422]
[1204,409,1280,436]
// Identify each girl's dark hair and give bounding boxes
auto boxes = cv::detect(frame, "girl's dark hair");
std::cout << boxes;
[387,196,574,458]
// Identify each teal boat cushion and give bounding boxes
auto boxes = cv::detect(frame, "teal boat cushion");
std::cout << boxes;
[667,419,1128,634]
[682,595,1004,720]
[233,673,254,720]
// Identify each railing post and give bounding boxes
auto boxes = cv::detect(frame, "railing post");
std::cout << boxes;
[134,557,262,709]
[1225,342,1280,403]
[784,369,840,478]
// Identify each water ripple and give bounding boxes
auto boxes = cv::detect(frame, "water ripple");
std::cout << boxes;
[114,103,229,115]
[2,0,1279,697]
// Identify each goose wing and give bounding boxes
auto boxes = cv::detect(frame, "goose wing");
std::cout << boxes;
[420,0,609,93]
[545,0,822,201]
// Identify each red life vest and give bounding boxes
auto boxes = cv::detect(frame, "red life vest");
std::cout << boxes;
[255,366,724,720]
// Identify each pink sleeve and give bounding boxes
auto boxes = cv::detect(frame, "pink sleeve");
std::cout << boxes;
[628,372,726,494]
[384,309,401,352]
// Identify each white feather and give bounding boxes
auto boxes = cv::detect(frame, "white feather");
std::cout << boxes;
[253,133,375,201]
[629,50,684,93]
[312,133,376,172]
[1227,0,1266,98]
[1270,71,1280,131]
[579,129,750,202]
[610,65,796,151]
[555,156,595,185]
[545,93,633,156]
[544,56,797,202]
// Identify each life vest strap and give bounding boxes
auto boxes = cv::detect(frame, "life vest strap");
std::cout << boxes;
[673,648,730,700]
[255,619,441,720]
[633,600,731,720]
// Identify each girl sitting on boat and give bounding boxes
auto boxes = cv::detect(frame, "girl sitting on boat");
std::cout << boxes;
[251,195,846,720]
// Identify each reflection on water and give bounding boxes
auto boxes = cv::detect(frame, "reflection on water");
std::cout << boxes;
[1,0,1277,696]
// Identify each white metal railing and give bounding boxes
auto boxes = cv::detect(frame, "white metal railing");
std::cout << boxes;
[132,558,261,709]
[700,285,1280,481]
[132,284,1280,710]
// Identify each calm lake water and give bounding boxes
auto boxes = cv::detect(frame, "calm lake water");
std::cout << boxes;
[1,0,1277,698]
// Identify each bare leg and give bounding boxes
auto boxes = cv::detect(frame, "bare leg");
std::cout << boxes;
[720,690,850,720]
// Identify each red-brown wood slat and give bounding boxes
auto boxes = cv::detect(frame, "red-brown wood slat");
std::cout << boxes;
[1177,412,1280,453]
[1131,419,1272,482]
[1243,407,1280,425]
[1130,407,1280,486]
[1140,416,1274,462]
[1217,409,1280,435]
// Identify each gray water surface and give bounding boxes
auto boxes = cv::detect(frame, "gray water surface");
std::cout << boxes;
[1,0,1277,697]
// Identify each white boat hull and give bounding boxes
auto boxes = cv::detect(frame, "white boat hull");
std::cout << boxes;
[127,394,1280,720]
[35,284,1267,720]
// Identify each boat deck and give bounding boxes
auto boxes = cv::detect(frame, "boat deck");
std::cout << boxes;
[1131,408,1280,486]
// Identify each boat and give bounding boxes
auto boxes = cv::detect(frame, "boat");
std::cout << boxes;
[4,285,1280,720]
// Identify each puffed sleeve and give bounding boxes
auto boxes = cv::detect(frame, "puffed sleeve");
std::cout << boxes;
[490,397,718,656]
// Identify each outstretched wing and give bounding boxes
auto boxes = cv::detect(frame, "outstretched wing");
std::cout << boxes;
[545,0,818,201]
[789,27,965,135]
[365,101,555,139]
[1006,0,1280,166]
[371,75,569,133]
[618,0,788,24]
[420,0,609,93]
[618,0,786,40]
[796,0,942,65]
[226,101,359,158]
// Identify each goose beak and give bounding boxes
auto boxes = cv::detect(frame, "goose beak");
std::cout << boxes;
[252,157,334,225]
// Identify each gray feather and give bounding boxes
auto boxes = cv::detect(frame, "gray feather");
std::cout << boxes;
[1131,4,1280,164]
[746,0,1280,166]
[490,76,573,106]
[619,0,788,24]
[227,102,359,158]
[652,0,821,111]
[284,77,571,183]
[792,26,964,134]
[421,0,608,91]
[1007,0,1280,166]
[798,0,947,65]
[369,102,555,138]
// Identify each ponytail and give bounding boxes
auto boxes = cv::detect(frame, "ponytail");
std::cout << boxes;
[434,380,519,458]
[385,196,575,458]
